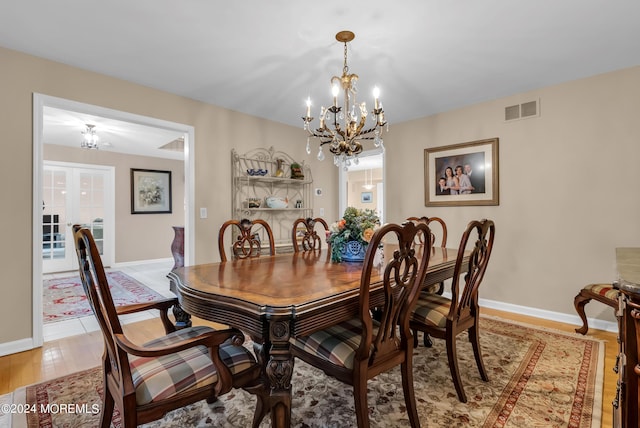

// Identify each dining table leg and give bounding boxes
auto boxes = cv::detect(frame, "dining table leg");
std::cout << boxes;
[264,316,294,428]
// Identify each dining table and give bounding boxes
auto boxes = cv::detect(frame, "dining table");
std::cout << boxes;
[168,245,466,428]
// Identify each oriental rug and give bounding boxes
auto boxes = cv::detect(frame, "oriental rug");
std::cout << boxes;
[43,271,164,324]
[14,316,603,427]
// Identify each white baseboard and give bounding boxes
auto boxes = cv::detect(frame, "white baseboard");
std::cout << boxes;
[479,296,618,333]
[0,338,35,357]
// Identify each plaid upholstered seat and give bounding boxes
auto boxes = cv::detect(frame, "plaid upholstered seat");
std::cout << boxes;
[130,325,256,405]
[583,283,618,300]
[291,319,379,370]
[411,293,451,328]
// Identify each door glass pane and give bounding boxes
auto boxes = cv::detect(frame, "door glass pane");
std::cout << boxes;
[43,169,67,260]
[78,171,106,256]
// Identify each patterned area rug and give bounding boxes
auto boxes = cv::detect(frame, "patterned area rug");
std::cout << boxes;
[16,316,602,427]
[43,271,165,323]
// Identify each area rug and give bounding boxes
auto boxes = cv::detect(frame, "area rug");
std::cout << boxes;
[15,316,602,427]
[43,271,165,323]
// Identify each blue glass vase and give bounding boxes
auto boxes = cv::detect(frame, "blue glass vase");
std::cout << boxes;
[341,240,367,262]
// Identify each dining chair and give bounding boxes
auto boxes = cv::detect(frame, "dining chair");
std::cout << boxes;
[72,225,268,428]
[573,283,618,334]
[290,221,434,428]
[291,217,329,252]
[410,218,495,403]
[406,216,447,249]
[218,218,276,262]
[407,216,449,347]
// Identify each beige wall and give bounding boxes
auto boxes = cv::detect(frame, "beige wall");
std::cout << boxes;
[44,144,185,263]
[0,46,338,345]
[2,42,637,350]
[386,65,640,321]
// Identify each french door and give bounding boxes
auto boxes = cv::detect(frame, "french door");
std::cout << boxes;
[42,162,114,273]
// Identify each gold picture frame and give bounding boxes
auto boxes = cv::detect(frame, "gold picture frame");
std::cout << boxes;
[424,138,499,207]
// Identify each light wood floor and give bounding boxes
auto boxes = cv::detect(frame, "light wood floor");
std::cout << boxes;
[0,308,616,428]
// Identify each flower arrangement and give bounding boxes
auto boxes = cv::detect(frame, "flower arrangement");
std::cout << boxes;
[327,207,380,262]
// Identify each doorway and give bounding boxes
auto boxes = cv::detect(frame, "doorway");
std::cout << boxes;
[338,150,385,222]
[32,93,195,347]
[42,162,114,273]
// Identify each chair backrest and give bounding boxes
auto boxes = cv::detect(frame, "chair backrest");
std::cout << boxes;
[406,216,447,247]
[292,217,329,252]
[448,218,495,322]
[218,218,276,262]
[357,221,433,366]
[72,225,126,380]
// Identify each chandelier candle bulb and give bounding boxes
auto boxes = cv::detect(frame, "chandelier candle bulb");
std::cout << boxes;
[332,84,339,107]
[373,86,380,110]
[306,97,311,118]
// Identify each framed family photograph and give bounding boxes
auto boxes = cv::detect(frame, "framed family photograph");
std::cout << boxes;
[130,168,172,214]
[424,138,499,207]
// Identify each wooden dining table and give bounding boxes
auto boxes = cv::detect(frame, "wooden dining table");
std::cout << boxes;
[168,246,465,428]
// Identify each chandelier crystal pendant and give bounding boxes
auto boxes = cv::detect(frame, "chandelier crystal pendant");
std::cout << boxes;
[302,31,387,169]
[81,124,100,149]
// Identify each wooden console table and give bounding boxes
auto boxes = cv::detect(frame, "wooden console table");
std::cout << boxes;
[613,247,640,427]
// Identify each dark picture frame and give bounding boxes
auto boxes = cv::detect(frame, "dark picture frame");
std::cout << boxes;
[424,138,499,207]
[130,168,172,214]
[361,192,373,203]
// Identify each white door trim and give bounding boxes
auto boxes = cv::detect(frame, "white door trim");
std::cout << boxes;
[32,93,195,347]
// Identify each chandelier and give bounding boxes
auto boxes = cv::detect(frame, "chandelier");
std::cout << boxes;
[81,124,99,149]
[302,31,387,168]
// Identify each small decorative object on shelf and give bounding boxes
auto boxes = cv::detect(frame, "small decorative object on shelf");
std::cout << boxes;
[247,168,268,176]
[327,207,380,262]
[291,162,305,180]
[246,197,261,208]
[265,196,289,209]
[275,159,285,177]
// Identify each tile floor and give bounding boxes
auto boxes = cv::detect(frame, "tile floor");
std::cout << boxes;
[42,259,176,342]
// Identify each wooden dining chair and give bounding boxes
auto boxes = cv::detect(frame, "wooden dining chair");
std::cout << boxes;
[407,216,449,347]
[410,218,495,403]
[406,216,447,250]
[290,221,434,428]
[291,217,329,252]
[573,283,618,334]
[218,218,276,262]
[72,225,268,428]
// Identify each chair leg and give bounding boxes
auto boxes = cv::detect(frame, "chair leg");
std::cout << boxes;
[244,382,270,428]
[412,329,433,348]
[100,388,115,428]
[445,331,467,403]
[353,375,370,428]
[574,291,592,335]
[469,322,489,382]
[423,332,433,348]
[401,359,421,428]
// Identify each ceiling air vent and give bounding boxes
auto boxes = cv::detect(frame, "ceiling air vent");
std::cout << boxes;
[504,99,540,122]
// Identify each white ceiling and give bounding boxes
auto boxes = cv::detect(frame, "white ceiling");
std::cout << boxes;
[2,1,639,158]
